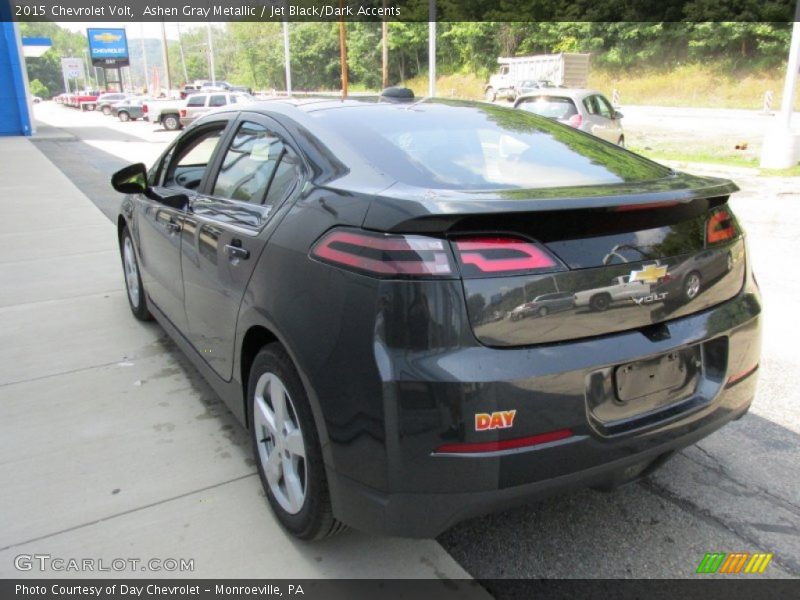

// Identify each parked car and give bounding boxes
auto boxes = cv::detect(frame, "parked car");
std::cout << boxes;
[509,292,574,320]
[112,97,149,122]
[180,84,202,100]
[514,89,625,146]
[111,97,760,540]
[97,92,129,115]
[179,92,254,127]
[514,79,556,96]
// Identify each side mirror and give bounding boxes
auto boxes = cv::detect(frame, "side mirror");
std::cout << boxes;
[614,110,624,119]
[111,163,148,194]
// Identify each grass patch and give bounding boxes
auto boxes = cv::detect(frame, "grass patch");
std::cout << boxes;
[630,145,800,177]
[399,72,486,100]
[589,62,799,110]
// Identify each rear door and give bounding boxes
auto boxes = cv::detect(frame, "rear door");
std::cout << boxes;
[180,114,307,380]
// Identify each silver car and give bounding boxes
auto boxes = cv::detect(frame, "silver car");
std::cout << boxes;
[179,92,254,127]
[514,89,625,146]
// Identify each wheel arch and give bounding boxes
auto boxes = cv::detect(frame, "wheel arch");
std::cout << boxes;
[237,319,332,464]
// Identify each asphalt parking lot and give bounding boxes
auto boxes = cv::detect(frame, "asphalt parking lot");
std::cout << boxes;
[1,101,798,581]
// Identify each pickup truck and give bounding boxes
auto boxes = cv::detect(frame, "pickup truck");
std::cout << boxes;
[573,275,653,312]
[143,99,186,131]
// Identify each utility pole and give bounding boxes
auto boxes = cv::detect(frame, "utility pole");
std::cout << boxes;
[139,23,149,93]
[282,21,292,96]
[206,23,216,86]
[176,22,189,84]
[160,21,172,95]
[760,1,800,169]
[428,0,436,97]
[382,20,389,88]
[339,7,348,98]
[381,0,389,89]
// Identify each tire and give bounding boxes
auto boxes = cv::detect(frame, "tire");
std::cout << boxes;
[683,271,702,301]
[589,293,611,312]
[119,226,153,321]
[537,306,549,317]
[249,344,345,540]
[618,136,625,148]
[485,87,496,102]
[162,114,180,130]
[102,105,111,115]
[118,111,130,122]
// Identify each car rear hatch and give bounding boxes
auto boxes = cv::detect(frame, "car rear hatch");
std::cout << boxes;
[362,174,746,348]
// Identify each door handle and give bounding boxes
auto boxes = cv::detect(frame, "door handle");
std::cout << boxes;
[224,243,250,261]
[165,220,181,233]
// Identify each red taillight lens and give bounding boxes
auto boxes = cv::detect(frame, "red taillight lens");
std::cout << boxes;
[726,363,758,388]
[142,104,148,113]
[453,236,561,277]
[566,113,582,128]
[179,109,187,117]
[707,208,736,244]
[435,428,574,454]
[311,229,453,278]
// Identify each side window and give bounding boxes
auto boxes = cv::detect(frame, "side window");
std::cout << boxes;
[596,95,614,118]
[229,95,237,104]
[209,94,227,107]
[163,125,226,190]
[265,146,303,208]
[186,95,206,107]
[213,121,283,203]
[583,96,598,115]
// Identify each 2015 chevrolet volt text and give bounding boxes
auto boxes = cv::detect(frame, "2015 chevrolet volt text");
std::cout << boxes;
[112,96,761,540]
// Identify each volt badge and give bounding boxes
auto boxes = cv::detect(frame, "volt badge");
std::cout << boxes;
[475,410,517,431]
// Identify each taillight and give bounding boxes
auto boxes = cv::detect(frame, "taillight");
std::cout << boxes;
[452,236,562,277]
[311,228,453,278]
[566,113,582,128]
[707,208,736,244]
[180,109,187,117]
[142,104,148,114]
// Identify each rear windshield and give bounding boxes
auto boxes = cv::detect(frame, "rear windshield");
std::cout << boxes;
[517,96,578,120]
[311,101,668,191]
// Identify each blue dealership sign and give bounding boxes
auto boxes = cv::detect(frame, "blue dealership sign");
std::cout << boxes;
[87,28,129,67]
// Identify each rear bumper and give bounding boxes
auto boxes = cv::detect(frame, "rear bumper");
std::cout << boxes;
[322,278,761,537]
[330,384,753,538]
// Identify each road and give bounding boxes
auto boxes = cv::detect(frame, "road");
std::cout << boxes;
[22,101,800,581]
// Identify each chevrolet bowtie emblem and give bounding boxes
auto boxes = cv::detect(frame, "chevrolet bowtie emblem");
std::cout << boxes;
[629,263,667,284]
[94,33,122,43]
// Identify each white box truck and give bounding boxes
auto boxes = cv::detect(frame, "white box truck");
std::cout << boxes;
[485,53,591,102]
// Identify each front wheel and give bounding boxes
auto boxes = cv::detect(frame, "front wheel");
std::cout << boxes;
[120,227,152,321]
[102,105,111,115]
[162,114,180,130]
[590,293,611,312]
[118,111,130,122]
[485,87,496,102]
[249,344,345,540]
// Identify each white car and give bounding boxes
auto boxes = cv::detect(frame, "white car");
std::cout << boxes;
[514,89,625,146]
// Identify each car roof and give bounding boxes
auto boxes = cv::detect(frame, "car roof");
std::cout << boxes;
[516,88,604,101]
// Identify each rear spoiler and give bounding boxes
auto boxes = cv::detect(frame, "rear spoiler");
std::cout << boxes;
[361,173,739,233]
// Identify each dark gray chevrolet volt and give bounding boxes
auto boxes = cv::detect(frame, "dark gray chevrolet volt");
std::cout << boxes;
[112,97,761,540]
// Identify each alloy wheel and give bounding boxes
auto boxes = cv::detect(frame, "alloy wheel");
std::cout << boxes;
[253,372,307,515]
[123,236,140,309]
